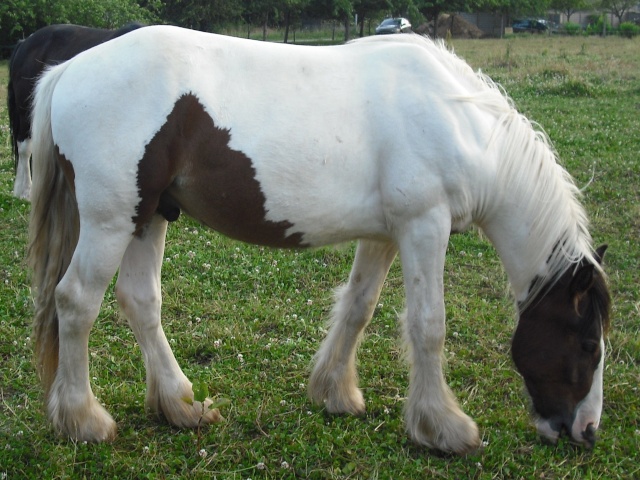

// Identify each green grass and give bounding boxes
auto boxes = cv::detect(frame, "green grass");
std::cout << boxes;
[1,35,639,479]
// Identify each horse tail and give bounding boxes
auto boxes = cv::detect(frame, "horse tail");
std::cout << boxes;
[28,61,79,395]
[7,39,24,172]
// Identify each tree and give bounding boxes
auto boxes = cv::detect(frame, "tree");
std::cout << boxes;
[0,0,157,53]
[161,0,242,31]
[279,0,310,43]
[599,0,636,25]
[478,0,552,18]
[353,0,388,37]
[305,0,354,41]
[549,0,586,22]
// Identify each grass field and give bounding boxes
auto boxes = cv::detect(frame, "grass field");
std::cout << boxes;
[0,35,638,479]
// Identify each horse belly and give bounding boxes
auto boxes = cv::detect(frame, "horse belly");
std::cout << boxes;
[140,94,385,248]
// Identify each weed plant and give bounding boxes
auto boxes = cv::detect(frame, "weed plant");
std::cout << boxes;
[0,35,638,479]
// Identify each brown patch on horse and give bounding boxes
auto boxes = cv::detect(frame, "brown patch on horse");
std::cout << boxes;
[56,146,76,195]
[133,93,305,247]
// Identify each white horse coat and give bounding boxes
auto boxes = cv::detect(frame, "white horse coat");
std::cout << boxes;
[29,26,609,453]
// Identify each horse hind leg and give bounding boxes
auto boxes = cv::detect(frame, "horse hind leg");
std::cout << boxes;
[47,228,133,442]
[115,215,221,428]
[13,139,32,200]
[308,239,397,414]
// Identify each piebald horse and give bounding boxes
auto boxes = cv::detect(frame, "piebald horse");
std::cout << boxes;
[29,26,610,454]
[7,23,144,199]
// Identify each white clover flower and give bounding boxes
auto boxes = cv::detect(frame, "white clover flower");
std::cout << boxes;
[281,461,290,469]
[143,446,150,454]
[256,462,266,470]
[199,448,207,458]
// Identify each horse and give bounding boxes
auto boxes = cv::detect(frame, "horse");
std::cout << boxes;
[28,26,611,454]
[7,22,145,200]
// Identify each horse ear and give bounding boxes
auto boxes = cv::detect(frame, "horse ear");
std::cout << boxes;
[571,263,595,296]
[594,244,608,265]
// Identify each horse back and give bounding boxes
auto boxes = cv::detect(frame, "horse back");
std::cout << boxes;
[47,26,492,247]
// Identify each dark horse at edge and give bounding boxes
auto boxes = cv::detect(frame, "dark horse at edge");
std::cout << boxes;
[7,23,145,199]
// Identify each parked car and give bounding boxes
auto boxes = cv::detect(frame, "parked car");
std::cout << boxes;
[375,18,412,35]
[512,19,548,33]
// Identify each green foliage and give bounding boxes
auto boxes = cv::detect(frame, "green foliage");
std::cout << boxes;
[585,14,610,35]
[1,36,639,478]
[618,22,639,38]
[0,0,159,50]
[563,21,582,35]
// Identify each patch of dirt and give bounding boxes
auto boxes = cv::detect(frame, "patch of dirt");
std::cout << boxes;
[415,14,485,39]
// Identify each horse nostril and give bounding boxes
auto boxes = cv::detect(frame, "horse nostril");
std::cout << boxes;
[581,423,597,449]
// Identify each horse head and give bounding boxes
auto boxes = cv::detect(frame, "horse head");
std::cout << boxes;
[511,244,610,447]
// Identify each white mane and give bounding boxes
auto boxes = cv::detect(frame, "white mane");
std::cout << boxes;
[384,35,599,303]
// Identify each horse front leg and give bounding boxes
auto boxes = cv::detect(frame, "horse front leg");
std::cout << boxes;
[399,213,480,455]
[308,239,397,414]
[115,215,221,428]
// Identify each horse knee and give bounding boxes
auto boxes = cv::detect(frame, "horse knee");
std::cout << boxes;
[115,283,161,323]
[55,279,102,334]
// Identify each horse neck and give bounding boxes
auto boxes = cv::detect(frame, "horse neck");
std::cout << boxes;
[476,113,593,305]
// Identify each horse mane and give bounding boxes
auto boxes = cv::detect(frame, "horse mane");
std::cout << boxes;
[389,35,603,308]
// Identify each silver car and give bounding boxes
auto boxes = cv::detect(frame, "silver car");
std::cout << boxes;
[375,18,412,35]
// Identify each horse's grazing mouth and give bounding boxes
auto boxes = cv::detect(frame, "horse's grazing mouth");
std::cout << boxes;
[513,245,609,450]
[538,418,597,448]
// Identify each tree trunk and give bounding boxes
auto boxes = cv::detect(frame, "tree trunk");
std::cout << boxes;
[263,13,268,41]
[344,14,350,42]
[284,10,291,43]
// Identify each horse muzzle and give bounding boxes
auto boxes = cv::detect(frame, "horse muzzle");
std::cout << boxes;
[536,417,598,448]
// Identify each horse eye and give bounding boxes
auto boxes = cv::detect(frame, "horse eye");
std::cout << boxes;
[582,340,598,353]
